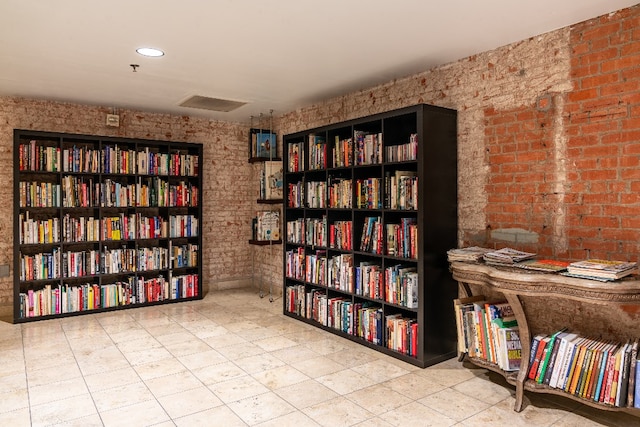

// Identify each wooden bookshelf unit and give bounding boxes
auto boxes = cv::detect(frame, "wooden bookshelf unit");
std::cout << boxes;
[282,104,459,367]
[451,261,640,415]
[13,129,203,323]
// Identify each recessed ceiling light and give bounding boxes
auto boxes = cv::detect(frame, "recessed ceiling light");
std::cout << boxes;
[136,47,164,57]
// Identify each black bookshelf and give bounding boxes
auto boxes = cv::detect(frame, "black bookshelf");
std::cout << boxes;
[13,129,203,323]
[282,104,458,367]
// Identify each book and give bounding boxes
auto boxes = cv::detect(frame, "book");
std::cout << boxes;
[568,337,594,394]
[253,130,277,159]
[483,247,536,265]
[547,333,573,388]
[528,335,549,380]
[635,353,640,408]
[537,328,568,383]
[561,336,588,391]
[499,327,522,371]
[447,246,492,263]
[627,340,638,407]
[515,259,570,273]
[453,295,486,354]
[616,342,633,407]
[263,161,283,200]
[565,259,637,281]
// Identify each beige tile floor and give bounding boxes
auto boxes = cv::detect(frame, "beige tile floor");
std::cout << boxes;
[1,288,639,427]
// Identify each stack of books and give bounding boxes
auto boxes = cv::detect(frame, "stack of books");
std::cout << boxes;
[564,259,637,281]
[482,247,536,266]
[447,246,491,263]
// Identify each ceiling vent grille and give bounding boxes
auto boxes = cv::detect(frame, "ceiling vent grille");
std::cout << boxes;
[179,95,247,112]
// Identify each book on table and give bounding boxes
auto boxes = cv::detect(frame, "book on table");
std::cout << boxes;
[565,259,637,281]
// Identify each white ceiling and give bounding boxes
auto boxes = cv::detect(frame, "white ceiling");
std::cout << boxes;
[1,0,637,123]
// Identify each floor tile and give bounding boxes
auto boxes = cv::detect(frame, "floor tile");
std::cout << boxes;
[382,372,448,400]
[234,352,286,374]
[252,365,310,390]
[173,403,247,427]
[145,370,204,398]
[83,366,140,393]
[291,356,346,378]
[99,398,170,427]
[302,395,375,427]
[91,381,155,412]
[133,356,188,381]
[316,368,376,395]
[346,383,412,416]
[177,348,228,370]
[0,407,31,426]
[418,387,491,421]
[227,391,296,425]
[379,401,457,427]
[157,385,223,419]
[255,410,320,426]
[274,379,339,409]
[28,377,89,406]
[0,388,29,413]
[191,361,247,385]
[209,374,270,403]
[30,393,97,427]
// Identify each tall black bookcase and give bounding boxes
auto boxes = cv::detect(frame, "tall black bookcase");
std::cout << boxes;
[13,129,203,323]
[282,104,458,367]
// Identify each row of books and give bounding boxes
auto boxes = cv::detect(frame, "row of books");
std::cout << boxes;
[308,135,327,170]
[20,178,199,208]
[447,247,638,281]
[19,245,189,281]
[285,217,327,247]
[289,251,418,309]
[287,174,417,211]
[454,295,522,371]
[356,178,382,209]
[528,331,640,408]
[306,181,327,209]
[385,133,418,163]
[19,213,198,245]
[18,273,199,319]
[18,141,199,176]
[26,144,194,176]
[286,217,417,259]
[386,170,418,210]
[284,285,418,355]
[328,177,352,209]
[287,132,417,172]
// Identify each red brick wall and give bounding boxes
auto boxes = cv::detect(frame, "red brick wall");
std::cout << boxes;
[564,7,640,261]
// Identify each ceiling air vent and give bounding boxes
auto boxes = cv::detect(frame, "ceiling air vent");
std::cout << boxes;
[179,95,247,112]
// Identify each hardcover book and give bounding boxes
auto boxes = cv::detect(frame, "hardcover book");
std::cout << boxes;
[252,130,277,159]
[263,161,283,200]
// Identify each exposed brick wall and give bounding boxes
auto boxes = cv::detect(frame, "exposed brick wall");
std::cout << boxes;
[2,4,640,330]
[564,6,640,261]
[0,97,254,312]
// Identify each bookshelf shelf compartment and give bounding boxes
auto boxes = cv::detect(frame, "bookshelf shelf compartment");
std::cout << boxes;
[14,129,203,323]
[248,239,282,246]
[451,261,640,415]
[283,104,458,368]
